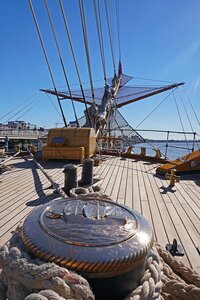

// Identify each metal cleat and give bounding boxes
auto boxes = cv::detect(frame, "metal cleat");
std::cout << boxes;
[153,148,162,159]
[165,169,180,187]
[126,146,134,154]
[166,239,184,256]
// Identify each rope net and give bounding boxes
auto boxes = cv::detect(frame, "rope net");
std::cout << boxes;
[43,81,179,108]
[73,108,144,148]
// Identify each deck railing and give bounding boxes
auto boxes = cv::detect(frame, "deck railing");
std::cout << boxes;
[135,129,198,159]
[0,128,48,139]
[106,127,199,159]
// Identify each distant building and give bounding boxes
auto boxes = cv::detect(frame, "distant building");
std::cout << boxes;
[7,121,36,130]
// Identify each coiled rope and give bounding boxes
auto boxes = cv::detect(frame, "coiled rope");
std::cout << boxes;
[0,233,94,300]
[0,233,162,300]
[0,192,200,300]
[155,243,200,300]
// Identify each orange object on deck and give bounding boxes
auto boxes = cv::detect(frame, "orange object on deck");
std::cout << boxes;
[156,149,200,175]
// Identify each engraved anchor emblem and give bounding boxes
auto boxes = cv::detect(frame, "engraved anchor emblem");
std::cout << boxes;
[45,201,131,227]
[45,201,107,221]
[45,210,64,220]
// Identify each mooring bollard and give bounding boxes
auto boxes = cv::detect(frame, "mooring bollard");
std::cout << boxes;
[140,147,146,156]
[79,158,94,186]
[63,164,78,195]
[93,156,101,166]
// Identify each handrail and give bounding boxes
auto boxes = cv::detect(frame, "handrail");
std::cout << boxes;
[0,128,48,138]
[135,129,196,135]
[135,129,198,159]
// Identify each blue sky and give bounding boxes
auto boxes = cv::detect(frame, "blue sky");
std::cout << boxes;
[1,1,200,139]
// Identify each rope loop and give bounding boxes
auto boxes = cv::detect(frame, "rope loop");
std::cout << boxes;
[124,248,163,300]
[156,243,200,288]
[69,185,111,200]
[0,239,94,300]
[156,243,200,299]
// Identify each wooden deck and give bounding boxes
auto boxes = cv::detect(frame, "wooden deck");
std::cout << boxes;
[0,155,200,273]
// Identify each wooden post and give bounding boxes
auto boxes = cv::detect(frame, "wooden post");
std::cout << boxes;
[140,147,146,156]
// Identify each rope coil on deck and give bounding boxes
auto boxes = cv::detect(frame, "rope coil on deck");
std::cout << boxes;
[0,233,94,300]
[0,193,200,300]
[0,232,163,300]
[155,243,200,300]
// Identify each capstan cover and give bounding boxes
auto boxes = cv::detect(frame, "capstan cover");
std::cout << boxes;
[21,198,153,277]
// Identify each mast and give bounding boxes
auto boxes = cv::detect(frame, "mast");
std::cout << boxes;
[34,0,185,149]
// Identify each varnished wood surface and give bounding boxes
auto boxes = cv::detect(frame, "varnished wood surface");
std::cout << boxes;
[0,155,199,273]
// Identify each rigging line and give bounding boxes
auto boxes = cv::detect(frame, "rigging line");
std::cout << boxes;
[28,0,67,127]
[93,0,107,82]
[59,0,92,127]
[96,0,105,73]
[115,0,121,62]
[172,90,190,150]
[183,85,200,128]
[16,104,37,121]
[44,0,79,127]
[116,109,164,154]
[109,109,125,138]
[133,77,174,84]
[97,0,107,82]
[109,1,120,76]
[5,99,37,123]
[45,92,63,118]
[78,0,95,103]
[177,88,194,133]
[0,92,38,121]
[104,0,116,73]
[108,0,114,55]
[179,86,199,148]
[70,78,104,86]
[135,89,175,130]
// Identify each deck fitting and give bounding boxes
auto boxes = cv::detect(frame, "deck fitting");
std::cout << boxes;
[166,239,184,256]
[165,169,180,187]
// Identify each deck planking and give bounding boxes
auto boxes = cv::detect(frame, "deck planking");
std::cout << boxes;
[0,155,200,273]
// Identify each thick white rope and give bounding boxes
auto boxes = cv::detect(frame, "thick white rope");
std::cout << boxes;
[25,290,66,300]
[0,235,163,300]
[156,243,200,300]
[124,248,163,300]
[0,232,94,300]
[0,151,20,167]
[0,151,20,174]
[28,150,68,199]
